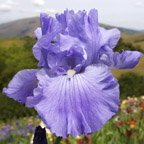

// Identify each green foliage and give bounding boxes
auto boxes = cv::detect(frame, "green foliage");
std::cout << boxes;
[0,38,37,90]
[118,73,144,99]
[0,37,37,122]
[0,94,36,121]
[115,38,144,53]
[0,136,32,144]
[21,36,36,49]
[134,38,144,43]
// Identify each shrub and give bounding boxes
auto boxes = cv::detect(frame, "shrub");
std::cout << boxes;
[114,38,144,53]
[0,37,37,122]
[0,94,36,122]
[118,73,144,99]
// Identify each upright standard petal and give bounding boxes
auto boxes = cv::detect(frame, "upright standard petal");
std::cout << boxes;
[99,27,120,49]
[3,69,38,103]
[66,9,100,64]
[33,65,119,138]
[100,50,142,69]
[33,9,101,71]
[40,13,61,35]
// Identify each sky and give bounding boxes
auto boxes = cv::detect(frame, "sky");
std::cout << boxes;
[0,0,144,30]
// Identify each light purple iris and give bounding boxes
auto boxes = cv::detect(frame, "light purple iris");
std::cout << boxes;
[3,9,142,138]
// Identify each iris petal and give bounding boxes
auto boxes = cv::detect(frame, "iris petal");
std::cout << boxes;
[99,27,120,49]
[40,13,60,35]
[3,69,38,103]
[33,65,119,137]
[26,85,44,108]
[34,27,42,39]
[56,10,74,33]
[100,50,142,69]
[33,43,49,68]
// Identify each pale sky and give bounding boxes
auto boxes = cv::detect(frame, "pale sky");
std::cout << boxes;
[0,0,144,30]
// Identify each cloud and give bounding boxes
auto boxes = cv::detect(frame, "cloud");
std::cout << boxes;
[33,0,45,6]
[35,9,56,17]
[135,1,144,7]
[45,9,57,13]
[36,9,56,14]
[0,0,18,12]
[18,8,27,13]
[35,9,42,13]
[0,4,11,12]
[6,0,18,6]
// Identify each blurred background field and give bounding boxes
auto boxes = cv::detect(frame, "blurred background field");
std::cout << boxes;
[0,5,144,143]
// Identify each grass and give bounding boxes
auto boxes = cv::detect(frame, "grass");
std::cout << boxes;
[123,33,144,50]
[0,38,25,49]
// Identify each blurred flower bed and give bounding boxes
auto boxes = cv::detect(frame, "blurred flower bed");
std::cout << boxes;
[0,117,40,144]
[91,96,144,144]
[1,96,144,144]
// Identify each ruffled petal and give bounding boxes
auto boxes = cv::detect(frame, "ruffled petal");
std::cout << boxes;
[33,44,49,68]
[67,9,99,64]
[40,13,62,36]
[33,13,62,67]
[34,27,42,39]
[88,9,99,48]
[56,10,74,33]
[59,34,85,52]
[40,13,51,35]
[3,69,38,103]
[46,47,86,76]
[26,85,43,108]
[33,65,119,138]
[100,50,142,69]
[33,10,102,71]
[99,27,120,49]
[40,13,59,35]
[33,43,41,62]
[56,9,99,65]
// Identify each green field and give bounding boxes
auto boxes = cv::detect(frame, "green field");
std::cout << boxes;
[0,38,25,48]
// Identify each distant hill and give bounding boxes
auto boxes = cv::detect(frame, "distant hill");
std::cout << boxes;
[0,17,39,38]
[100,24,142,35]
[0,17,143,38]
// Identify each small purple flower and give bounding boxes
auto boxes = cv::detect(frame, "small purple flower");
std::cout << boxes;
[21,128,27,137]
[15,121,20,126]
[27,122,34,133]
[0,125,12,139]
[3,9,142,138]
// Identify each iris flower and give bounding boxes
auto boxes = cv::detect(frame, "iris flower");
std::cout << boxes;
[3,9,142,138]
